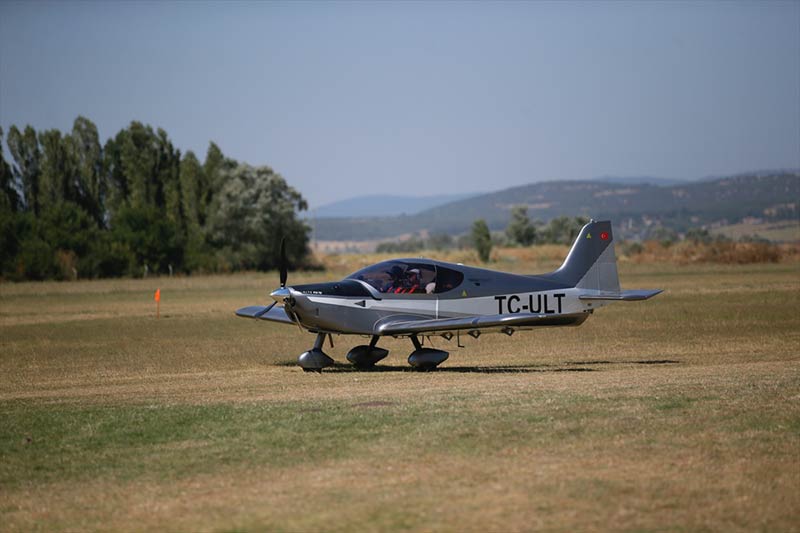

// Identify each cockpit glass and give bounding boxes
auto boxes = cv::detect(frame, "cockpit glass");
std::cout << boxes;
[347,261,463,295]
[434,265,464,293]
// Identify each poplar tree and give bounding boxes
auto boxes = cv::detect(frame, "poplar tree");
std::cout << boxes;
[156,128,183,229]
[120,121,158,209]
[38,129,70,209]
[471,219,492,262]
[67,116,104,223]
[201,141,225,226]
[6,125,41,214]
[179,151,202,231]
[0,127,20,212]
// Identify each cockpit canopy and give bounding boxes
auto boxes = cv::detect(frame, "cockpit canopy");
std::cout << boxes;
[347,260,464,295]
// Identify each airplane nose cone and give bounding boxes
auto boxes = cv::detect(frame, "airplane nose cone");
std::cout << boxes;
[270,287,291,302]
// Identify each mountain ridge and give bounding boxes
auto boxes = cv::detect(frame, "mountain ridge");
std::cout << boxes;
[311,171,800,241]
[310,192,479,218]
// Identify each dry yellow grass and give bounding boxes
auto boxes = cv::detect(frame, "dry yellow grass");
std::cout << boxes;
[1,261,798,532]
[712,219,800,243]
[317,244,574,276]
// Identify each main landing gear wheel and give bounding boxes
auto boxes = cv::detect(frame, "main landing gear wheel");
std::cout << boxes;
[407,335,449,370]
[298,333,334,372]
[346,335,389,369]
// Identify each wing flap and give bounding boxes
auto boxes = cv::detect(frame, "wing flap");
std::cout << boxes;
[235,305,295,325]
[376,312,588,335]
[579,289,663,301]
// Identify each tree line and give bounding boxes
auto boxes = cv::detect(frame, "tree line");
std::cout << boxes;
[471,210,590,262]
[0,117,310,280]
[376,208,590,263]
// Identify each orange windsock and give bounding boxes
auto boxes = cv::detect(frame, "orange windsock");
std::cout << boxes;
[154,288,161,302]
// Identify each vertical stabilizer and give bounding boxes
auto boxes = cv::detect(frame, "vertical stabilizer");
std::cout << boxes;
[547,220,620,291]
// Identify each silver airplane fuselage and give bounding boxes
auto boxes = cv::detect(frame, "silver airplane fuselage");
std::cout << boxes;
[237,220,662,370]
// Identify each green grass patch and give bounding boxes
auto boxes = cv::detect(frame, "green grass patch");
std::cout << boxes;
[1,264,798,531]
[4,380,797,490]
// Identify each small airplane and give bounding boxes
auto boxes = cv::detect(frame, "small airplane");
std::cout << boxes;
[236,220,662,371]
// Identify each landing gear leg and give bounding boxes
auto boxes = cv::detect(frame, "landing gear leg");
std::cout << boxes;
[411,335,422,351]
[346,335,389,369]
[408,334,449,370]
[298,332,335,372]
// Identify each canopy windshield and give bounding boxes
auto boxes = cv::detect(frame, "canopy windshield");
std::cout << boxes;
[347,261,463,295]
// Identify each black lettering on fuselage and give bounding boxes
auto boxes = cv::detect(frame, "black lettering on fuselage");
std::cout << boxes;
[529,294,542,313]
[498,292,568,314]
[554,293,565,313]
[494,295,507,314]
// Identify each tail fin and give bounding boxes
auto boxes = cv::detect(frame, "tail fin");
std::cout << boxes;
[549,220,620,291]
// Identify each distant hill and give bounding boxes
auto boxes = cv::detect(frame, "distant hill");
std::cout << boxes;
[310,193,479,218]
[591,176,689,187]
[312,172,800,241]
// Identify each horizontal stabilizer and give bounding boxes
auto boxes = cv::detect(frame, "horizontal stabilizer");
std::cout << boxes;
[235,305,294,324]
[579,289,663,301]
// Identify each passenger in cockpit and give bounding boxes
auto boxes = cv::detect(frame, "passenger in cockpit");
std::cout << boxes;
[425,277,436,294]
[402,269,422,293]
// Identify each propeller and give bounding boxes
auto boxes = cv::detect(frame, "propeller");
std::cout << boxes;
[253,300,276,318]
[254,238,288,318]
[279,237,288,288]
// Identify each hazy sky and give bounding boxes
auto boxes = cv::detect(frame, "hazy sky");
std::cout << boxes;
[1,1,798,207]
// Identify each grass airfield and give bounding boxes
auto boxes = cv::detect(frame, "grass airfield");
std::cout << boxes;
[1,259,799,532]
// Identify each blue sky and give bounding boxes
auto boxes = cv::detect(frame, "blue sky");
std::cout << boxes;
[1,1,798,207]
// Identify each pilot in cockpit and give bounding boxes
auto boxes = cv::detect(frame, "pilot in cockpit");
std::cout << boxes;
[400,268,436,294]
[383,265,405,293]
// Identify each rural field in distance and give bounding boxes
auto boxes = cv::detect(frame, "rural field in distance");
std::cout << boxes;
[1,255,798,531]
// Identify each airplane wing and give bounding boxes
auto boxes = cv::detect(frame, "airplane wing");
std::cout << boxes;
[235,305,295,325]
[375,312,588,336]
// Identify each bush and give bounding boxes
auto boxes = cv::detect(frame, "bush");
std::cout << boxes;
[110,205,184,276]
[427,233,454,251]
[376,237,425,254]
[16,236,58,280]
[628,240,784,264]
[505,206,536,246]
[536,216,589,245]
[620,241,644,257]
